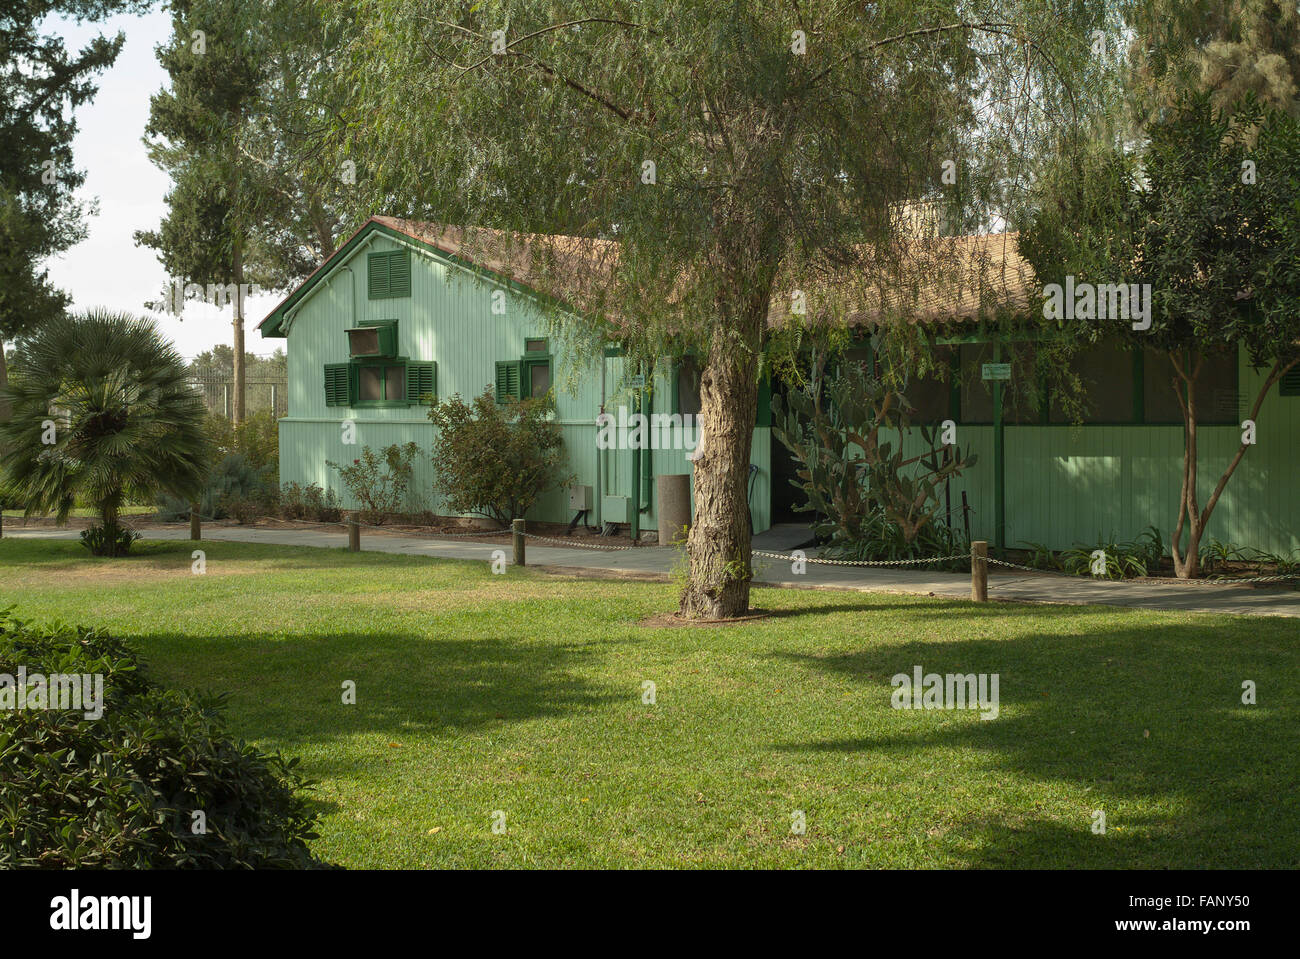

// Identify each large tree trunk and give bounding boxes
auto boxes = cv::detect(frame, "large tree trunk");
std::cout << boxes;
[678,315,763,620]
[232,241,246,424]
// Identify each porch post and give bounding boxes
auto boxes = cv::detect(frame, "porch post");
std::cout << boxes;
[992,340,1006,556]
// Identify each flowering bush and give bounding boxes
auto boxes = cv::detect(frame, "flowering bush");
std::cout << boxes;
[327,443,420,524]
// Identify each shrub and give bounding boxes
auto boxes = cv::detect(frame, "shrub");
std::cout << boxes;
[771,359,975,565]
[428,389,570,526]
[79,521,141,557]
[0,609,328,868]
[279,482,342,523]
[156,453,267,521]
[1061,526,1165,579]
[327,443,419,524]
[206,410,279,481]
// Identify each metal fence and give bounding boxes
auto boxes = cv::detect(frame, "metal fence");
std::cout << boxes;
[186,374,287,419]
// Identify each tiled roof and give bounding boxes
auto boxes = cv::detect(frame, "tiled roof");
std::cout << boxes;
[259,215,1035,335]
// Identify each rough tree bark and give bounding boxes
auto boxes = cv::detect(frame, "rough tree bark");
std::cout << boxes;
[678,274,770,619]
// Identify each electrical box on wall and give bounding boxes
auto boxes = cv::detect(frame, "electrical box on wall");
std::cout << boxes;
[568,485,593,511]
[601,495,630,524]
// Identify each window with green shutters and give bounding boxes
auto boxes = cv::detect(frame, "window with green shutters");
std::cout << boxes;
[367,250,411,299]
[494,339,553,403]
[323,359,435,407]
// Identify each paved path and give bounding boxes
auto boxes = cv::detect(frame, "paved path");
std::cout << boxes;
[6,524,1300,618]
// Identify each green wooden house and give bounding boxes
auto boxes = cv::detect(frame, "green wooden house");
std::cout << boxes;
[258,216,770,537]
[259,216,1300,555]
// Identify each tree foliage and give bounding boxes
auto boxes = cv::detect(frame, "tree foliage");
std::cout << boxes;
[0,309,211,548]
[1020,95,1300,575]
[1124,0,1300,124]
[327,0,1108,616]
[0,0,151,418]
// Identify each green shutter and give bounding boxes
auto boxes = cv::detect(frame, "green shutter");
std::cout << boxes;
[387,250,411,297]
[367,250,410,299]
[495,360,521,402]
[367,252,390,298]
[1281,366,1300,397]
[407,361,436,404]
[324,363,350,406]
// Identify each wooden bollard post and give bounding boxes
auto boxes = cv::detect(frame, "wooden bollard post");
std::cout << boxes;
[190,505,201,541]
[971,540,989,602]
[348,515,360,552]
[512,518,526,567]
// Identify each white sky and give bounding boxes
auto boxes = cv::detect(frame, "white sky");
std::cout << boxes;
[43,7,283,359]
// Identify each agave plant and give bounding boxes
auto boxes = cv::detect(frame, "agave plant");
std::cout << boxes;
[0,309,210,554]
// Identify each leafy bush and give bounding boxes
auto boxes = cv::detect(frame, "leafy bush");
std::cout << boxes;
[156,453,268,522]
[1020,541,1062,571]
[1242,547,1300,576]
[428,389,570,526]
[279,482,342,523]
[1198,539,1247,576]
[0,609,328,868]
[1061,526,1165,579]
[327,443,419,524]
[205,410,279,481]
[771,359,974,565]
[79,521,141,557]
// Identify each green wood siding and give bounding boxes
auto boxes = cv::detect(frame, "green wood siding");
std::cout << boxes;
[896,350,1300,555]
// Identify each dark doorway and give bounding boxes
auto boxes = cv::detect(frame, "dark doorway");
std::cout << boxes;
[768,379,807,524]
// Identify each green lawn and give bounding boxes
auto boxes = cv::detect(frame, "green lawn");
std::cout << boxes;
[2,537,1296,868]
[2,506,155,519]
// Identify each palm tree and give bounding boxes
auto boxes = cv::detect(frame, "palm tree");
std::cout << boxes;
[0,309,210,555]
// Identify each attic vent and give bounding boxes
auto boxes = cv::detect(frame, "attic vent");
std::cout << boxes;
[368,250,411,299]
[1281,366,1300,397]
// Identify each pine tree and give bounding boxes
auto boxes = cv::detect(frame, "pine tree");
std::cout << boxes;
[0,0,150,422]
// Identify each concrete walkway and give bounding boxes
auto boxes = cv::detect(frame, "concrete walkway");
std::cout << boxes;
[6,524,1300,618]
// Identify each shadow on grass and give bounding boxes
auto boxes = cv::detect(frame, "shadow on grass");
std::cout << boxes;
[134,628,620,751]
[771,616,1300,867]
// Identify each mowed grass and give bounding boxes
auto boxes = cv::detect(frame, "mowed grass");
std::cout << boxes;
[2,537,1297,869]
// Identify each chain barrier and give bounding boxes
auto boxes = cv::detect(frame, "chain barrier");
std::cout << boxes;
[521,531,634,551]
[96,513,1300,584]
[751,547,1300,587]
[751,549,969,566]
